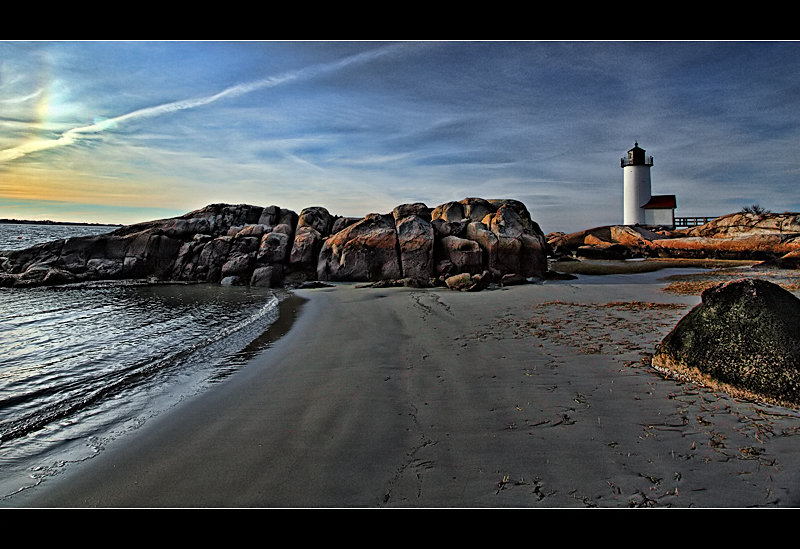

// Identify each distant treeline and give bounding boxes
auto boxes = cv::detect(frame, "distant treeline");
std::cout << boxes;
[0,219,122,227]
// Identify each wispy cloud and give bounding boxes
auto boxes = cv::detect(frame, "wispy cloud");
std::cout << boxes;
[0,42,409,164]
[0,87,44,105]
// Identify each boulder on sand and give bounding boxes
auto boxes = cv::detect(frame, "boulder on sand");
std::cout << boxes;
[445,270,490,292]
[394,209,435,281]
[481,203,548,278]
[250,265,282,287]
[652,278,800,407]
[317,213,402,282]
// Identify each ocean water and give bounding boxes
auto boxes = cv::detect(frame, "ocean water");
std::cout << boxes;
[0,223,118,252]
[0,224,282,500]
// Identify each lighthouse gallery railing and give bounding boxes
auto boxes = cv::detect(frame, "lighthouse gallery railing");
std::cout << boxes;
[620,155,654,167]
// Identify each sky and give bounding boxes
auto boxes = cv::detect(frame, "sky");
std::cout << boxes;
[1,40,799,233]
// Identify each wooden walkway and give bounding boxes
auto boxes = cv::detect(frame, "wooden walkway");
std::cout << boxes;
[674,216,717,228]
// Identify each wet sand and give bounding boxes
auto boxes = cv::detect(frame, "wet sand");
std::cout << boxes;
[11,270,800,507]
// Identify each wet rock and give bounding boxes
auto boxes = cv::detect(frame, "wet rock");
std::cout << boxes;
[0,239,64,274]
[170,239,206,281]
[652,278,800,407]
[250,265,282,287]
[298,280,334,289]
[86,258,124,278]
[129,234,182,279]
[221,253,253,279]
[195,236,232,282]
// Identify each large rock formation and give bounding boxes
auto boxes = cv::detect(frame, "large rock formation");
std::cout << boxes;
[548,212,800,262]
[652,278,800,407]
[0,197,549,290]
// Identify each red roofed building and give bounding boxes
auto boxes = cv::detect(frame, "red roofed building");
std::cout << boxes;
[642,194,677,227]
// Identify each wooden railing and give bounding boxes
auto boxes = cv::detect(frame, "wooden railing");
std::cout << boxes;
[674,216,717,228]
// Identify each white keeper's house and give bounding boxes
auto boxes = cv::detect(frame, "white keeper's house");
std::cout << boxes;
[621,142,676,227]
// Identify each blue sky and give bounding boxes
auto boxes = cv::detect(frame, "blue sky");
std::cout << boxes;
[1,40,798,233]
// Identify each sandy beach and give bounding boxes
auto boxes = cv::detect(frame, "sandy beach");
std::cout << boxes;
[10,267,800,508]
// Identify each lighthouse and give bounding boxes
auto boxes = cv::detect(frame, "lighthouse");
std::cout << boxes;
[620,142,676,227]
[621,142,653,225]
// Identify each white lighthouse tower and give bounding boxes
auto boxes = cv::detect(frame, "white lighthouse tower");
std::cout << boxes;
[621,142,654,225]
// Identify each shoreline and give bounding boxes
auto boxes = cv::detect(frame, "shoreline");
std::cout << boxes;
[229,289,309,363]
[8,268,800,508]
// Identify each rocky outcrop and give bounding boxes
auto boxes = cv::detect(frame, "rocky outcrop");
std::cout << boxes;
[652,278,800,407]
[1,197,549,290]
[680,212,800,238]
[650,233,800,260]
[548,212,800,263]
